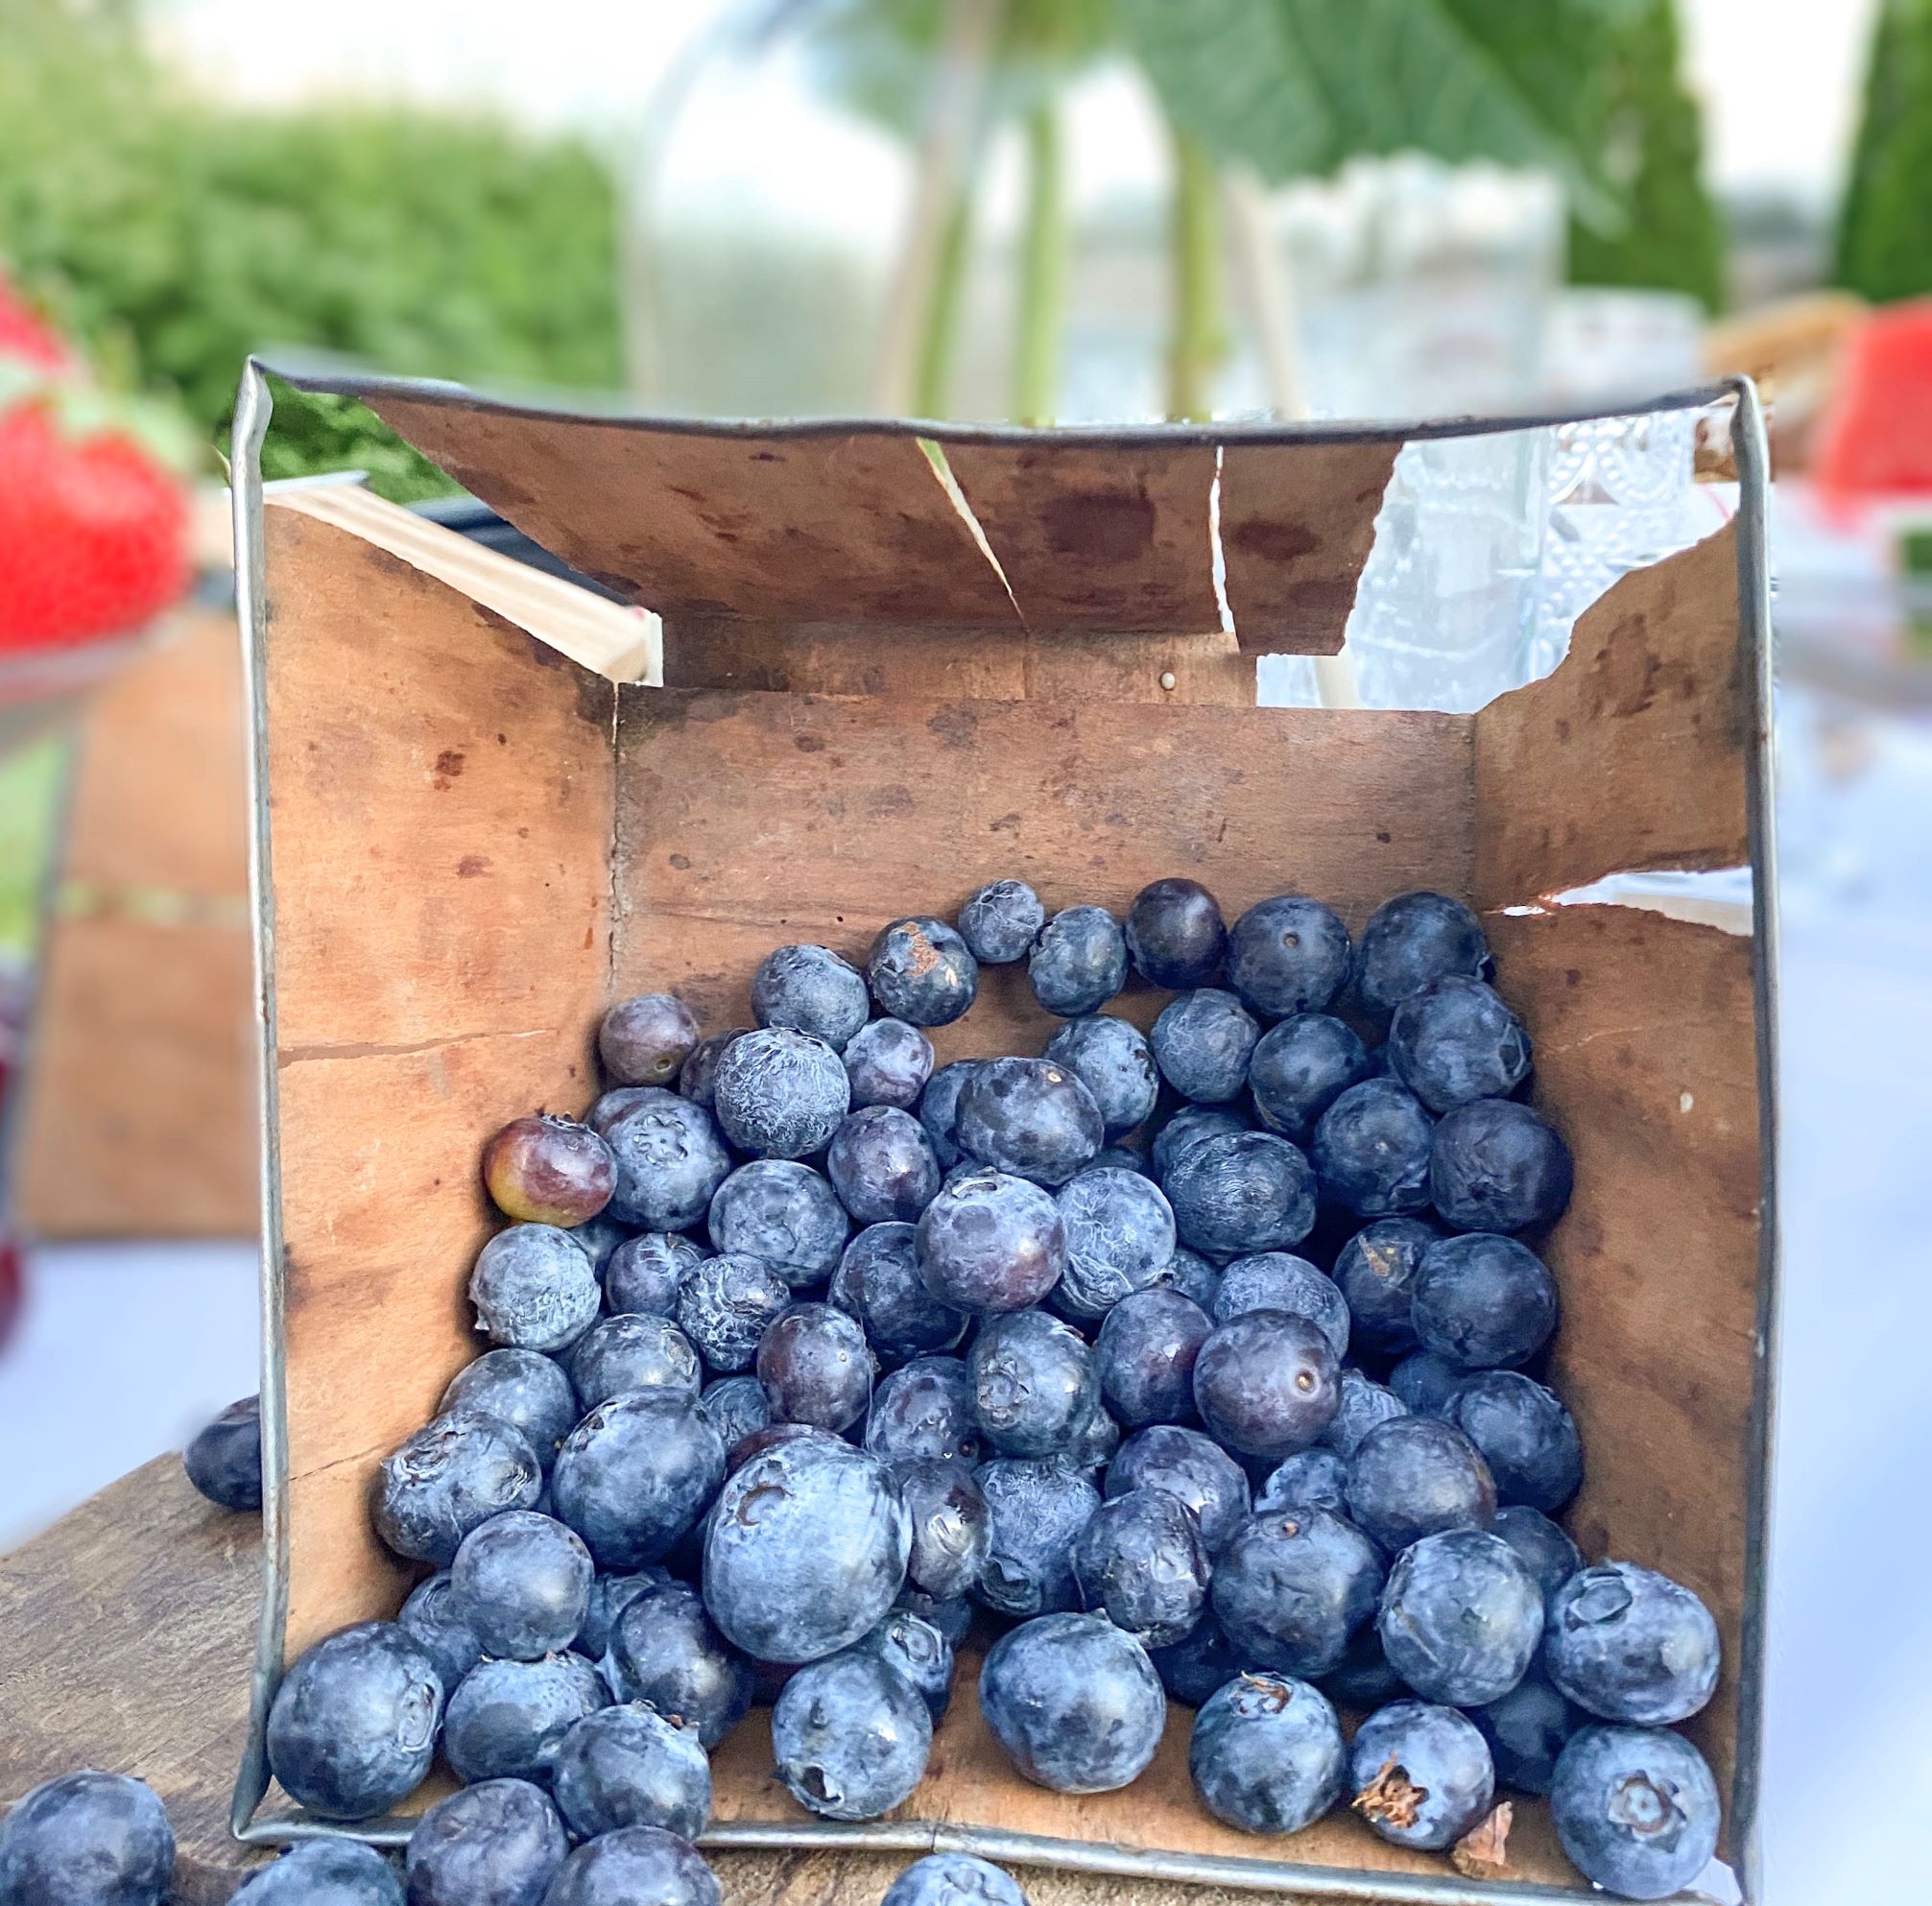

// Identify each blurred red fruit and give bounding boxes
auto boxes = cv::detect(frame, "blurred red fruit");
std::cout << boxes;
[1814,298,1932,500]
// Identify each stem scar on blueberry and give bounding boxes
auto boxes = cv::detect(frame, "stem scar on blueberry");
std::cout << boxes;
[1451,1802,1515,1880]
[1355,1757,1429,1830]
[735,1482,788,1527]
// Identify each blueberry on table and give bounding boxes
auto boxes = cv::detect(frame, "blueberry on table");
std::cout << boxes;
[828,1106,942,1224]
[1027,905,1128,1016]
[1226,895,1350,1019]
[1105,1423,1251,1556]
[1550,1725,1721,1901]
[230,1838,403,1903]
[675,1251,791,1372]
[1188,1672,1347,1835]
[1053,1166,1177,1319]
[868,917,980,1027]
[1388,975,1532,1113]
[1311,1080,1435,1219]
[957,1058,1104,1186]
[915,1168,1066,1314]
[443,1653,608,1784]
[1348,1700,1495,1850]
[1331,1217,1440,1357]
[882,1853,1031,1906]
[974,1458,1102,1617]
[1072,1485,1210,1648]
[1387,1348,1468,1418]
[1254,1447,1348,1517]
[958,878,1046,965]
[577,1571,664,1665]
[1319,1369,1408,1458]
[1151,989,1259,1104]
[604,1232,707,1319]
[1094,1287,1210,1427]
[1471,1667,1582,1796]
[1353,891,1492,1018]
[441,1349,579,1468]
[550,1703,711,1842]
[917,1060,982,1169]
[600,993,703,1087]
[1430,1097,1574,1233]
[772,1649,934,1820]
[1147,1611,1241,1707]
[845,1016,936,1109]
[469,1225,604,1353]
[1492,1505,1584,1613]
[833,1224,969,1362]
[1193,1310,1340,1461]
[678,1029,748,1109]
[483,1114,615,1227]
[1377,1528,1543,1705]
[1412,1231,1560,1370]
[266,1621,442,1818]
[567,1314,703,1411]
[0,1770,175,1906]
[376,1409,542,1566]
[1212,1252,1348,1358]
[449,1510,594,1661]
[751,942,871,1052]
[894,1457,991,1603]
[603,1091,736,1233]
[1163,1131,1316,1259]
[1211,1507,1383,1679]
[1544,1561,1721,1725]
[398,1571,485,1690]
[1344,1416,1494,1553]
[712,1028,851,1160]
[404,1778,567,1906]
[183,1394,261,1512]
[1043,1013,1158,1140]
[979,1612,1165,1793]
[708,1159,849,1290]
[853,1607,957,1719]
[969,1307,1096,1457]
[1150,1103,1251,1182]
[540,1826,722,1906]
[550,1393,725,1569]
[863,1356,983,1466]
[1444,1370,1582,1511]
[1126,876,1228,989]
[757,1301,875,1431]
[1247,1013,1371,1140]
[603,1582,754,1748]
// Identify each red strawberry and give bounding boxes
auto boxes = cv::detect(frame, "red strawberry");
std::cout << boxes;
[0,274,71,373]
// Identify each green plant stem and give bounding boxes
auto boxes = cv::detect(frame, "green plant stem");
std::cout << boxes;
[1167,127,1225,422]
[914,176,976,419]
[1013,100,1066,425]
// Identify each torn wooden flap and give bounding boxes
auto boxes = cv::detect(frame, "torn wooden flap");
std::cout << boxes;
[1218,440,1399,655]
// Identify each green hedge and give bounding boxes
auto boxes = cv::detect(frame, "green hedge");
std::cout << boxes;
[1836,0,1932,303]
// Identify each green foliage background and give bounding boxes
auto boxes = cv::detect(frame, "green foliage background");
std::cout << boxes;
[1835,0,1932,303]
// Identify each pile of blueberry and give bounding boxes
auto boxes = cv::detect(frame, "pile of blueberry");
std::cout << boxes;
[20,879,1724,1906]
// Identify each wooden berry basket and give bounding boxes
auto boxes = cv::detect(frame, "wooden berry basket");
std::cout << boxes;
[228,360,1777,1905]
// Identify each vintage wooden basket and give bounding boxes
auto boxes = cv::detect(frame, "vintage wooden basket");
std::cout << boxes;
[229,361,1777,1905]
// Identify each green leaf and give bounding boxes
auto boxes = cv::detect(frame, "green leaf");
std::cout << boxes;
[1119,0,1641,227]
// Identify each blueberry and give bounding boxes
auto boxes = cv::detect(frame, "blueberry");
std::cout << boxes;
[1162,1132,1315,1260]
[1247,1014,1371,1140]
[832,1225,968,1362]
[712,1029,851,1159]
[1348,1700,1495,1850]
[1147,1612,1241,1706]
[704,1438,910,1661]
[1148,1243,1221,1309]
[1193,1310,1339,1460]
[1354,892,1492,1019]
[1150,1103,1251,1181]
[1318,1627,1405,1709]
[1550,1725,1721,1900]
[604,1232,706,1318]
[708,1160,849,1290]
[1471,1667,1581,1796]
[917,1060,982,1169]
[1072,1486,1209,1647]
[677,1028,748,1109]
[1443,1370,1581,1511]
[1094,1288,1209,1427]
[1544,1562,1721,1725]
[1387,975,1531,1114]
[881,1854,1030,1906]
[772,1650,933,1820]
[577,1572,665,1664]
[1125,876,1227,989]
[1493,1505,1584,1614]
[1310,1081,1435,1218]
[846,1017,936,1109]
[267,1621,441,1817]
[551,1704,710,1842]
[1331,1218,1440,1357]
[915,1168,1067,1314]
[974,1458,1101,1616]
[828,1106,942,1224]
[1106,1424,1251,1555]
[868,917,979,1027]
[551,1393,724,1568]
[967,1308,1095,1457]
[751,943,871,1052]
[1052,1167,1176,1319]
[398,1571,485,1690]
[0,1770,175,1906]
[1043,1014,1158,1140]
[864,1356,983,1465]
[894,1456,991,1600]
[1345,1417,1494,1552]
[404,1778,567,1906]
[603,1093,734,1232]
[1211,1507,1382,1678]
[1387,1349,1468,1418]
[1378,1528,1542,1704]
[957,1059,1104,1187]
[442,1350,579,1469]
[469,1226,604,1353]
[980,1612,1164,1792]
[1227,896,1350,1019]
[958,879,1046,965]
[674,1251,791,1372]
[1062,1398,1122,1473]
[604,1582,753,1748]
[231,1839,403,1904]
[1254,1447,1348,1517]
[483,1114,615,1227]
[567,1314,703,1411]
[854,1608,956,1719]
[540,1826,720,1906]
[1212,1252,1348,1357]
[895,1587,975,1648]
[1150,989,1259,1104]
[600,994,702,1087]
[1320,1369,1409,1457]
[1189,1672,1346,1834]
[758,1301,875,1430]
[376,1409,542,1566]
[1027,906,1128,1016]
[183,1394,260,1512]
[587,1086,660,1135]
[1430,1098,1573,1233]
[1417,1245,1562,1385]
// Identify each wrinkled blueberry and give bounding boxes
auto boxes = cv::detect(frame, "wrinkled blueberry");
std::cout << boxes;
[469,1226,604,1353]
[917,1061,982,1169]
[1149,1243,1221,1308]
[267,1621,442,1818]
[678,1029,748,1109]
[1544,1562,1721,1725]
[869,917,979,1028]
[1227,896,1349,1019]
[958,1059,1104,1187]
[1189,1672,1346,1835]
[484,1115,614,1228]
[1106,1424,1250,1555]
[1471,1667,1581,1797]
[1550,1725,1721,1900]
[1444,1370,1581,1511]
[1254,1447,1348,1517]
[863,1356,983,1465]
[1043,1014,1158,1140]
[895,1456,991,1601]
[772,1649,933,1820]
[695,1375,772,1456]
[833,1225,968,1362]
[980,1612,1164,1793]
[1148,1612,1241,1706]
[540,1826,720,1906]
[1353,892,1492,1017]
[1193,1310,1339,1461]
[1072,1486,1209,1648]
[1151,989,1258,1105]
[442,1350,578,1470]
[675,1251,791,1372]
[1094,1288,1209,1427]
[551,1703,710,1842]
[846,1017,936,1109]
[1248,1014,1371,1140]
[1027,906,1128,1016]
[1348,1700,1495,1850]
[1413,1231,1560,1370]
[232,1839,401,1904]
[1430,1098,1573,1233]
[183,1394,261,1512]
[751,943,871,1052]
[1493,1505,1584,1614]
[577,1572,664,1665]
[1388,975,1531,1113]
[758,1301,875,1430]
[604,1093,734,1232]
[604,1232,706,1318]
[958,879,1046,965]
[881,1854,1029,1906]
[1163,1132,1315,1259]
[404,1777,566,1906]
[854,1608,955,1720]
[600,994,702,1087]
[974,1459,1101,1617]
[551,1393,724,1568]
[969,1308,1095,1458]
[376,1409,542,1566]
[1150,1103,1251,1181]
[1125,877,1227,989]
[915,1169,1066,1314]
[604,1582,753,1748]
[828,1107,942,1225]
[1212,1253,1348,1358]
[708,1160,849,1290]
[1345,1417,1494,1553]
[1331,1218,1440,1356]
[713,1029,850,1160]
[0,1770,175,1906]
[1387,1349,1468,1418]
[1212,1507,1382,1678]
[567,1315,702,1411]
[398,1572,485,1691]
[1318,1626,1404,1709]
[1378,1528,1542,1705]
[1053,1167,1176,1319]
[1311,1081,1435,1218]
